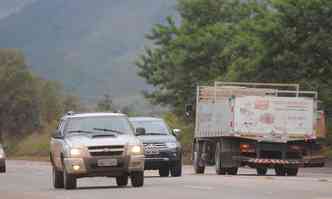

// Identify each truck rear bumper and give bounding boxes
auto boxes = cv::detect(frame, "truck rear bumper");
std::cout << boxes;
[237,155,326,168]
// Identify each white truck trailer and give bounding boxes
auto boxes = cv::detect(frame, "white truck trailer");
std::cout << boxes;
[190,82,326,176]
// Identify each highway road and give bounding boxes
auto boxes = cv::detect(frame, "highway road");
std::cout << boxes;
[0,160,331,199]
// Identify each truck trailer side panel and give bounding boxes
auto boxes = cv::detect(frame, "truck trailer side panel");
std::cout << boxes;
[234,96,315,142]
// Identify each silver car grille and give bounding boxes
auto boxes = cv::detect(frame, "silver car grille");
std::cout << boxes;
[88,145,125,157]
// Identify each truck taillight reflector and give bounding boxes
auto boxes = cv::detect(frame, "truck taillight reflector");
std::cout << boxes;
[240,143,255,153]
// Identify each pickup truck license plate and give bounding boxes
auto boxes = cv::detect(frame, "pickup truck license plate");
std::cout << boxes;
[97,159,118,167]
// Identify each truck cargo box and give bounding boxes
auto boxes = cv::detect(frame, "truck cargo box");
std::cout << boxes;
[195,82,318,143]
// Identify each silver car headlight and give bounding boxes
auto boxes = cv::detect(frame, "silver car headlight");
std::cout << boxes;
[129,145,144,155]
[70,148,83,156]
[165,142,177,149]
[67,148,86,157]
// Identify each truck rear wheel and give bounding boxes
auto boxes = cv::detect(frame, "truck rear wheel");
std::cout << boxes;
[275,166,286,176]
[116,175,128,186]
[215,142,226,175]
[52,167,64,188]
[193,142,205,174]
[227,167,238,175]
[256,167,268,176]
[286,168,298,176]
[131,171,144,187]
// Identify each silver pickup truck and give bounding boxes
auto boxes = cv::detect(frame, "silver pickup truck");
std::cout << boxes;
[50,112,144,189]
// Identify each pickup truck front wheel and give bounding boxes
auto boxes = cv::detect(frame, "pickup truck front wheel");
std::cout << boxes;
[52,167,64,188]
[159,167,170,177]
[0,166,6,173]
[131,171,144,187]
[63,169,77,189]
[116,175,128,186]
[170,161,182,177]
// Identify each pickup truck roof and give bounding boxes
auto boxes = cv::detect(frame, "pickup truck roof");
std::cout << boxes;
[129,117,163,122]
[62,112,126,119]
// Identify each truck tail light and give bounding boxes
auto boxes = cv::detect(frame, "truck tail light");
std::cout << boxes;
[240,143,255,153]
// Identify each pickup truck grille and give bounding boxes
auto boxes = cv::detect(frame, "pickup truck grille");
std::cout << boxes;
[88,145,125,157]
[143,143,167,155]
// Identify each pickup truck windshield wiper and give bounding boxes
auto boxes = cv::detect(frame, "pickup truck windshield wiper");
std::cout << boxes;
[67,130,94,134]
[93,128,125,134]
[145,133,167,135]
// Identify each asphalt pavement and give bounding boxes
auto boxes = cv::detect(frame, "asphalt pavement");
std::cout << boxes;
[0,160,331,199]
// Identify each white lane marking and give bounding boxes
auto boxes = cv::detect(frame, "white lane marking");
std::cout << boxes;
[184,185,214,190]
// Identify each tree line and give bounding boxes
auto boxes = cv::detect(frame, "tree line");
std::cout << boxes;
[0,49,83,142]
[0,49,140,144]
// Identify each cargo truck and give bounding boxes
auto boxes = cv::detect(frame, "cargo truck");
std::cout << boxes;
[189,82,326,176]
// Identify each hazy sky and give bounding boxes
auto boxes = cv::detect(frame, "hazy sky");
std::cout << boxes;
[0,0,36,19]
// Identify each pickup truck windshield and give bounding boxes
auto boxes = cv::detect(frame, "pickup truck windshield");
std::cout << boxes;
[65,116,134,135]
[131,120,170,135]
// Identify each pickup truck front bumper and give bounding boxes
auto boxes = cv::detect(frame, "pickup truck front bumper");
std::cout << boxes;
[63,155,144,177]
[144,150,181,170]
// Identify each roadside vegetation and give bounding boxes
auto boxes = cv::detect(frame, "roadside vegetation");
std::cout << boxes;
[137,0,332,157]
[0,49,84,158]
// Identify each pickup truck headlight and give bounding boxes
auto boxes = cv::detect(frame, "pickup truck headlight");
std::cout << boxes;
[0,149,4,158]
[165,142,177,149]
[129,145,144,155]
[70,148,83,156]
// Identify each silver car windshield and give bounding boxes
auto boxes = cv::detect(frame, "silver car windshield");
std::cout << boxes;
[130,120,170,135]
[64,116,134,135]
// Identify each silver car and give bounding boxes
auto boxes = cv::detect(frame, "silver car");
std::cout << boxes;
[0,144,5,173]
[50,112,144,189]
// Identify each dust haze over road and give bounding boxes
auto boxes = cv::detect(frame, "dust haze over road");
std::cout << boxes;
[0,160,331,199]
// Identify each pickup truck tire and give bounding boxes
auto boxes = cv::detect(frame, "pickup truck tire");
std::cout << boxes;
[286,168,298,176]
[0,166,5,173]
[170,161,182,177]
[159,167,170,177]
[275,166,286,176]
[116,175,128,186]
[63,169,77,189]
[52,167,64,188]
[215,142,226,175]
[256,167,268,176]
[131,171,144,187]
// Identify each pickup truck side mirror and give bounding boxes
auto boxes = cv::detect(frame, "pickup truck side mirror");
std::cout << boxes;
[0,145,8,151]
[185,104,193,117]
[52,130,63,139]
[135,128,146,136]
[172,129,181,138]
